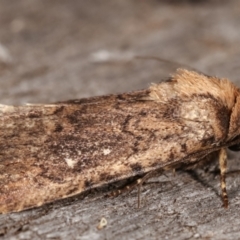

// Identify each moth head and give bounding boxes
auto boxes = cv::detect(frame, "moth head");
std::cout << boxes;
[228,94,240,151]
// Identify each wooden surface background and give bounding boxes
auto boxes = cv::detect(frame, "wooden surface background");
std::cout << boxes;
[1,1,240,239]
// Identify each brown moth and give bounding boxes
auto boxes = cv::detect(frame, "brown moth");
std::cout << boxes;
[1,69,240,214]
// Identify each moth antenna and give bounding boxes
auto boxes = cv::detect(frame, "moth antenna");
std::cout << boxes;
[134,55,199,72]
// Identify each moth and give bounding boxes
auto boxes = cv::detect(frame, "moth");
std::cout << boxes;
[1,69,240,214]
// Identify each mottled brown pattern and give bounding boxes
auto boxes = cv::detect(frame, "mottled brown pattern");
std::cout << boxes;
[1,69,240,213]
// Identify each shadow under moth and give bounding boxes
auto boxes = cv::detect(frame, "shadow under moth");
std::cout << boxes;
[1,69,240,214]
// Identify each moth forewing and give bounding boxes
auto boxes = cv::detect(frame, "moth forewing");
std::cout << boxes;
[1,69,240,214]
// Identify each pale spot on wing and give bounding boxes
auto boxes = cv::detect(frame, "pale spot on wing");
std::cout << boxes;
[103,148,111,155]
[65,158,77,168]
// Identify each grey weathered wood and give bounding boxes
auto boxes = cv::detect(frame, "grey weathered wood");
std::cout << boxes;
[1,0,240,239]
